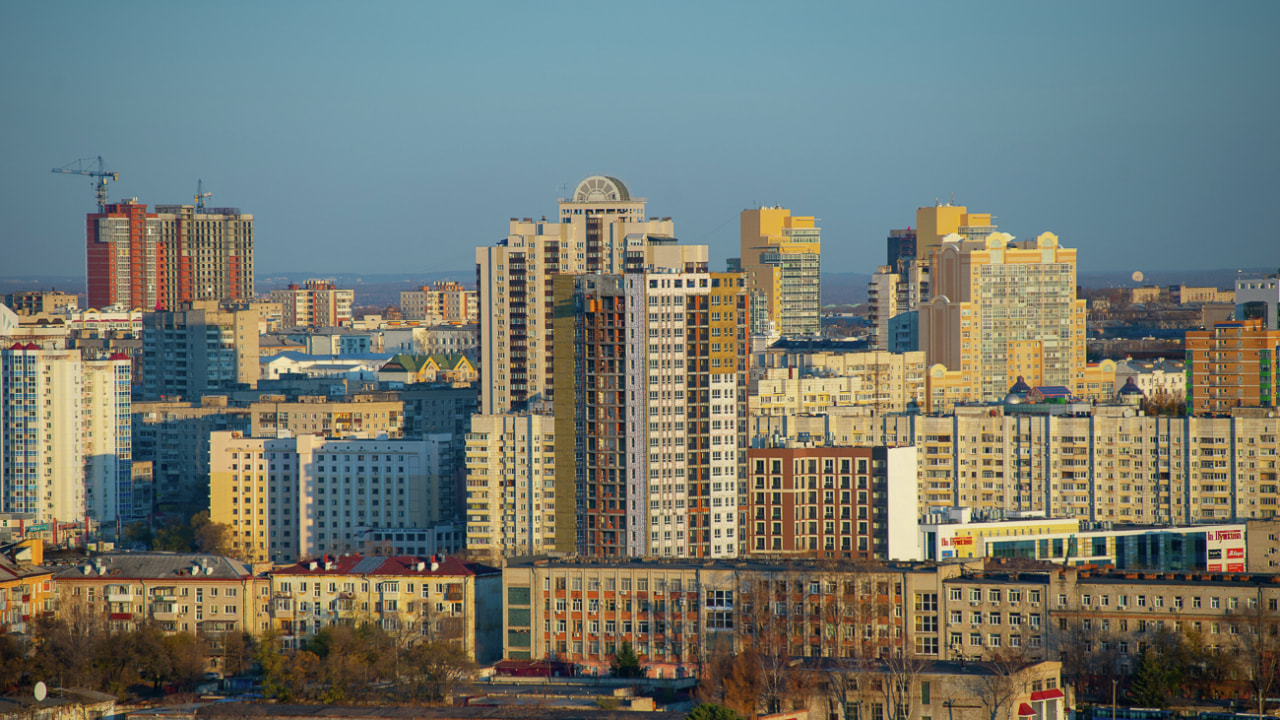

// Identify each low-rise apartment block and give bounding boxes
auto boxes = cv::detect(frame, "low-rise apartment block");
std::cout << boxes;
[267,554,501,662]
[50,553,268,671]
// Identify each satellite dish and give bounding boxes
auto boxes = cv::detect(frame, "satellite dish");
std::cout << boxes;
[1132,271,1144,283]
[34,682,46,702]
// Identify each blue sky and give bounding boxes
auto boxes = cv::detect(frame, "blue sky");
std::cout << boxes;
[2,1,1277,278]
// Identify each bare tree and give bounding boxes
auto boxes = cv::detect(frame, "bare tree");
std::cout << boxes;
[971,650,1033,720]
[1235,603,1280,716]
[880,652,926,720]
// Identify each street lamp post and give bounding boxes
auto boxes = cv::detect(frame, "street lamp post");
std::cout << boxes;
[1112,678,1118,720]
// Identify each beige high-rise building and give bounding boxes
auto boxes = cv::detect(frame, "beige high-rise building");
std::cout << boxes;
[738,207,821,337]
[463,413,557,558]
[1,346,85,523]
[922,232,1087,407]
[915,203,994,259]
[476,175,708,415]
[210,432,447,563]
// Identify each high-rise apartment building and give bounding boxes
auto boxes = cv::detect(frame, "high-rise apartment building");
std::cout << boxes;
[555,271,748,559]
[1,346,131,525]
[87,200,254,310]
[1186,319,1280,416]
[82,354,133,525]
[921,232,1088,407]
[400,281,478,324]
[463,413,557,558]
[0,345,85,523]
[476,175,707,415]
[141,301,259,400]
[738,207,821,337]
[268,280,354,328]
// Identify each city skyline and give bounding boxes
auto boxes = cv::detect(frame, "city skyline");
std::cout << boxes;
[3,1,1277,279]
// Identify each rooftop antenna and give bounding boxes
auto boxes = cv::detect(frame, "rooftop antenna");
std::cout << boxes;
[949,192,956,206]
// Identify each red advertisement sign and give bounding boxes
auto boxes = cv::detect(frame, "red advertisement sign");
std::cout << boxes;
[1227,563,1245,572]
[1227,548,1245,559]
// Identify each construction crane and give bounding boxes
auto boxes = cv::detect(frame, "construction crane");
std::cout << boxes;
[51,156,119,211]
[194,179,212,211]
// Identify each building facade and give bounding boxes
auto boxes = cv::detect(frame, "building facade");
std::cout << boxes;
[751,404,1280,524]
[556,271,748,559]
[250,394,404,439]
[1,345,85,523]
[51,553,269,669]
[210,432,452,563]
[400,281,478,324]
[754,349,928,415]
[132,396,251,515]
[743,444,917,560]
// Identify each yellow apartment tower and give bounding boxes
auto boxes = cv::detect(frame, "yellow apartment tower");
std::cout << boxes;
[739,207,821,337]
[921,231,1089,410]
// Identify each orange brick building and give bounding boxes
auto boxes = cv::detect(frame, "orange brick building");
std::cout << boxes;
[1186,319,1280,415]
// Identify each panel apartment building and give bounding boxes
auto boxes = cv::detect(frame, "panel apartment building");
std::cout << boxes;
[751,404,1280,524]
[210,432,458,563]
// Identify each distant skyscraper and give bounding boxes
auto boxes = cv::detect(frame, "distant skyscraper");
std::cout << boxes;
[554,271,748,559]
[475,175,708,415]
[87,200,254,310]
[738,207,821,337]
[921,231,1088,409]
